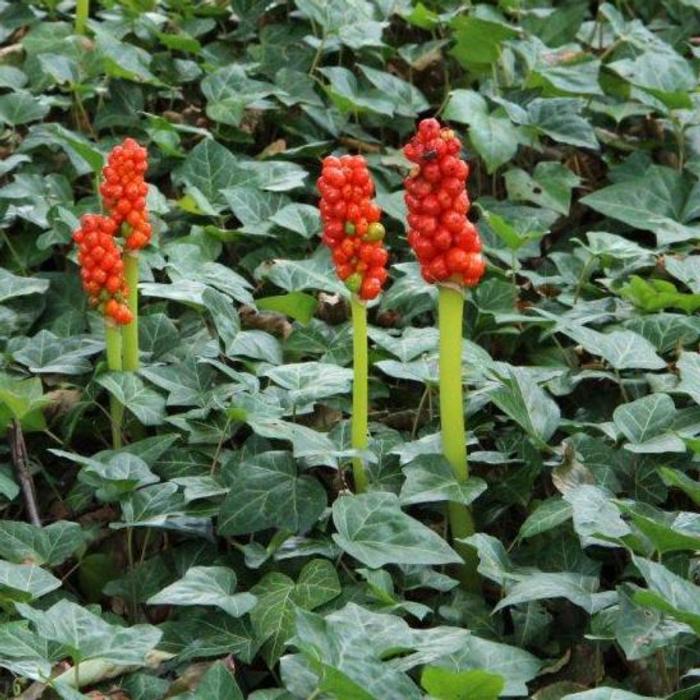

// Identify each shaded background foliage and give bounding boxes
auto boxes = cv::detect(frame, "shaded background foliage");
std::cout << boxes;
[1,0,700,698]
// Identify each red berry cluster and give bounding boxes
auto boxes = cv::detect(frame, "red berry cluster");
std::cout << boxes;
[73,214,133,325]
[317,155,389,301]
[403,119,485,286]
[100,138,151,251]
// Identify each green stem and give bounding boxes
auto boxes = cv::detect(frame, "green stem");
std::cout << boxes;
[123,253,139,372]
[75,0,89,35]
[105,321,123,449]
[351,296,369,493]
[438,285,479,592]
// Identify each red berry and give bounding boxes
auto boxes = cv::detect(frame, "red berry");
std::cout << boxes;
[360,277,382,300]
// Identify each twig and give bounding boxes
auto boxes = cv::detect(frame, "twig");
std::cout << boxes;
[0,43,23,59]
[9,419,41,526]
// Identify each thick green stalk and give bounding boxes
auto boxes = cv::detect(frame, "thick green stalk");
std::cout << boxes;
[123,253,139,372]
[75,0,89,35]
[438,284,479,591]
[351,295,369,493]
[105,321,123,449]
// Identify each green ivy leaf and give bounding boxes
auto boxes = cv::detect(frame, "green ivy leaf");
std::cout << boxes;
[332,492,462,567]
[421,666,505,700]
[96,373,167,426]
[251,559,341,667]
[148,566,257,618]
[15,599,162,664]
[218,451,326,536]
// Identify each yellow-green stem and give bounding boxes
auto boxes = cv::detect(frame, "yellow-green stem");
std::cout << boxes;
[105,321,123,449]
[123,254,139,372]
[438,284,479,591]
[351,296,369,493]
[75,0,89,35]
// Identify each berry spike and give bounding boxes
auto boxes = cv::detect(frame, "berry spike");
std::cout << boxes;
[100,137,151,250]
[73,214,132,325]
[317,154,389,301]
[403,118,486,288]
[403,118,486,591]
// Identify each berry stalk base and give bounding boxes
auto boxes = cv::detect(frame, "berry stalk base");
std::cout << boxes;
[438,284,479,591]
[351,295,369,493]
[105,321,124,449]
[75,0,89,34]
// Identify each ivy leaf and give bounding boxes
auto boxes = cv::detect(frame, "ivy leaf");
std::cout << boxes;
[400,455,487,506]
[256,247,348,296]
[525,98,598,149]
[96,373,167,426]
[0,562,61,602]
[489,366,560,443]
[9,330,102,375]
[0,373,49,431]
[561,326,666,371]
[190,662,245,700]
[494,572,617,614]
[505,161,580,215]
[581,166,700,245]
[218,451,326,536]
[174,139,240,210]
[319,66,394,116]
[256,292,318,324]
[613,394,678,450]
[443,90,519,173]
[632,557,700,635]
[286,604,422,699]
[658,467,700,507]
[0,521,87,566]
[148,566,257,618]
[0,268,49,302]
[677,353,700,405]
[15,599,162,664]
[270,203,321,239]
[561,690,663,700]
[0,621,51,680]
[618,502,700,554]
[221,187,290,235]
[518,498,572,539]
[358,64,429,117]
[609,45,695,108]
[251,559,341,667]
[332,492,462,567]
[262,362,353,406]
[0,91,49,126]
[421,667,505,700]
[450,14,517,68]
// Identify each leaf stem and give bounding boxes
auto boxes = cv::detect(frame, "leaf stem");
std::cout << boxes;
[351,295,369,493]
[438,285,479,591]
[123,253,140,372]
[105,321,124,449]
[75,0,89,35]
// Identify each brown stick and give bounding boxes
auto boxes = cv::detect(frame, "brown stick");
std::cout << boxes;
[9,419,41,526]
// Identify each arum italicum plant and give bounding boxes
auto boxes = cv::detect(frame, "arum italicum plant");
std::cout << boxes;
[73,138,151,448]
[317,155,389,492]
[403,118,486,590]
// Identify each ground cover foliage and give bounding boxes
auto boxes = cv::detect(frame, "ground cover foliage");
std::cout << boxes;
[1,0,700,697]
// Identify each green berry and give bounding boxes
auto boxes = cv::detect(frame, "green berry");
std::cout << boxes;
[364,222,385,242]
[345,272,362,293]
[344,221,356,235]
